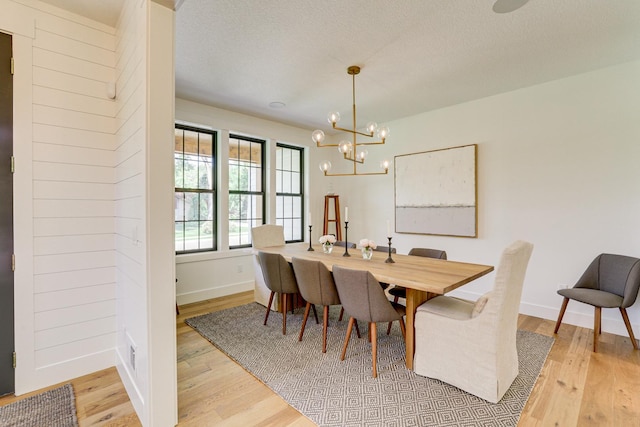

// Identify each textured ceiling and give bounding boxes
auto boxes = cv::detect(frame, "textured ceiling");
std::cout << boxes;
[175,0,640,132]
[37,0,640,133]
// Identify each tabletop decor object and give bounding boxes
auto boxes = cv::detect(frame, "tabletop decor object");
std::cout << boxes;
[319,234,336,254]
[307,224,314,251]
[359,239,377,260]
[343,221,351,257]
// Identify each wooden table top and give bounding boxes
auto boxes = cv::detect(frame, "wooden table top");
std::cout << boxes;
[258,243,494,295]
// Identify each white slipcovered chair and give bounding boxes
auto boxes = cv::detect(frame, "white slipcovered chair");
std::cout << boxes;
[414,240,534,403]
[251,225,285,309]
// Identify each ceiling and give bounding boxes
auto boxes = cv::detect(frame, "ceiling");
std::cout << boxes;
[41,0,640,132]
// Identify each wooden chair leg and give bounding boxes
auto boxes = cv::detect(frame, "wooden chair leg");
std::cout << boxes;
[322,306,329,353]
[398,317,406,340]
[554,297,569,334]
[341,317,355,361]
[354,320,361,338]
[371,322,378,378]
[620,307,639,350]
[299,302,311,342]
[386,296,400,335]
[593,306,601,352]
[264,291,275,325]
[339,307,344,321]
[311,304,319,324]
[282,293,288,335]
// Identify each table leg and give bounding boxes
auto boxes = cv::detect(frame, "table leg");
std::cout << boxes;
[404,288,434,370]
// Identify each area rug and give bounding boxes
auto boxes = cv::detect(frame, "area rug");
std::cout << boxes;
[0,384,78,427]
[186,303,553,427]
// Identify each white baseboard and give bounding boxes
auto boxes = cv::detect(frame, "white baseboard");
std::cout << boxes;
[115,348,144,423]
[16,348,115,396]
[176,280,254,305]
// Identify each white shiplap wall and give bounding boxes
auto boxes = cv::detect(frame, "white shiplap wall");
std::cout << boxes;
[3,0,118,392]
[114,0,148,417]
[29,6,117,372]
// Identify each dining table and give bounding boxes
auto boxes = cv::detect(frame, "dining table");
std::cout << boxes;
[258,242,494,370]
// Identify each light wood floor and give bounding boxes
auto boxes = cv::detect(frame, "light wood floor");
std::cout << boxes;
[2,291,639,426]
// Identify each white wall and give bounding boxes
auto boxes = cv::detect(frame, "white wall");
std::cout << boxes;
[175,99,324,305]
[115,1,177,425]
[3,0,118,394]
[330,60,640,337]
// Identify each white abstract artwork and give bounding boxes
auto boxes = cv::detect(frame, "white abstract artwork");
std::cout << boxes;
[394,144,477,237]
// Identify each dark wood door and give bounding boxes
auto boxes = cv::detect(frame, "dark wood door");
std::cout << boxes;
[0,31,14,396]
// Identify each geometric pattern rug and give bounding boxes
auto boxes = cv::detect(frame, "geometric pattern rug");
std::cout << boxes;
[0,384,78,427]
[186,303,554,427]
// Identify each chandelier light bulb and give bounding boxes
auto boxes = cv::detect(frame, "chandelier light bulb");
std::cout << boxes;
[327,112,341,125]
[338,140,352,154]
[366,121,378,134]
[312,129,325,144]
[380,160,390,170]
[319,161,332,173]
[377,126,390,140]
[357,149,369,161]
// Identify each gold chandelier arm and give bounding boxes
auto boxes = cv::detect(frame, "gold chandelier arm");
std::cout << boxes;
[342,153,365,164]
[331,124,375,138]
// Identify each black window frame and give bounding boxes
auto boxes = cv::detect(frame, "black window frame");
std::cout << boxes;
[174,123,217,254]
[228,134,265,249]
[275,143,304,243]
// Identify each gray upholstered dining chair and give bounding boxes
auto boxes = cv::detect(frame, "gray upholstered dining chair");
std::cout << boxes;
[386,248,447,335]
[554,253,640,352]
[291,257,341,352]
[251,225,286,310]
[334,241,356,248]
[258,251,300,335]
[332,265,406,378]
[414,240,533,403]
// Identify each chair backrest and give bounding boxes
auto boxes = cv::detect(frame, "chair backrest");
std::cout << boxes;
[257,251,298,294]
[332,265,401,323]
[408,248,447,260]
[373,245,396,254]
[334,241,356,248]
[291,257,340,306]
[485,240,533,327]
[575,254,640,308]
[251,225,285,248]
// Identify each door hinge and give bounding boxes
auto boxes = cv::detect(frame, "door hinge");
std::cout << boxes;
[10,57,14,75]
[11,254,15,271]
[12,352,16,369]
[11,156,15,173]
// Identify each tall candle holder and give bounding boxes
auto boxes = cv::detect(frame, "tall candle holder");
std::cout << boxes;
[343,222,351,257]
[307,225,314,251]
[385,237,395,263]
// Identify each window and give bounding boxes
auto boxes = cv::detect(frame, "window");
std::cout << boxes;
[276,144,304,242]
[174,125,216,253]
[229,135,264,248]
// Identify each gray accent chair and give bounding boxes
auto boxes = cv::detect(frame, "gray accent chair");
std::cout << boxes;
[386,248,447,334]
[332,265,406,378]
[414,240,533,403]
[554,253,640,352]
[291,257,341,353]
[258,251,300,335]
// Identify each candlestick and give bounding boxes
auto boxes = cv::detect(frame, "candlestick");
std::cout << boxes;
[385,237,395,263]
[343,221,351,257]
[307,225,314,251]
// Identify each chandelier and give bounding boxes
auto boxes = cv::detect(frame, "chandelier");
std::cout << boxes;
[312,65,390,176]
